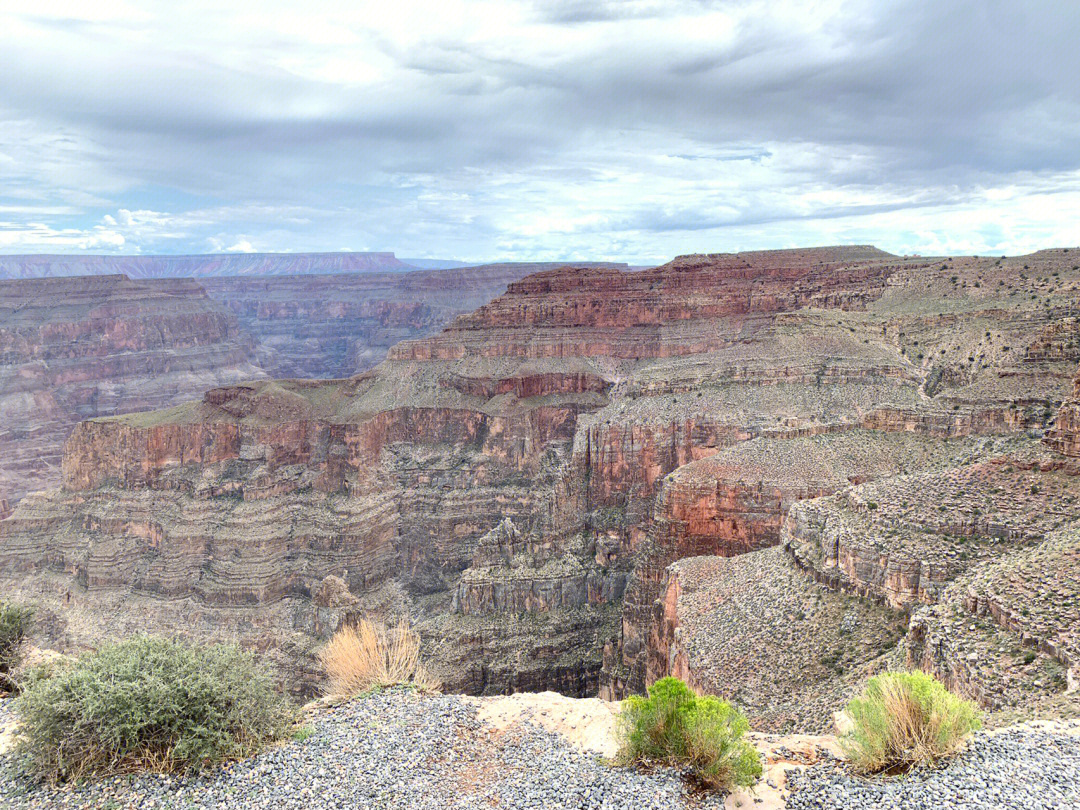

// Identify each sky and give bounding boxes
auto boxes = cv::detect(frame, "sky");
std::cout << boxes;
[1,0,1079,264]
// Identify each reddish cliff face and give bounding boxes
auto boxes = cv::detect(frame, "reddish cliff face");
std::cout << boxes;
[0,275,265,502]
[4,245,1079,705]
[389,248,900,361]
[2,265,549,499]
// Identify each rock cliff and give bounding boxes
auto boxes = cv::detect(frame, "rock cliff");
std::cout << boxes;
[1044,365,1080,457]
[0,275,265,502]
[3,245,1080,718]
[198,263,622,377]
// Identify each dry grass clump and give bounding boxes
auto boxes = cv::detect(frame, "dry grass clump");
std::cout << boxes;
[841,670,982,774]
[317,619,440,699]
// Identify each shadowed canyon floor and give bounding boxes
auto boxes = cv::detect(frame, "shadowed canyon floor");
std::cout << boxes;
[2,245,1080,730]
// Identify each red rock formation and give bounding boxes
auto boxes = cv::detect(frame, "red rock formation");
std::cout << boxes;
[0,275,265,502]
[390,248,902,361]
[5,245,1080,704]
[198,264,569,377]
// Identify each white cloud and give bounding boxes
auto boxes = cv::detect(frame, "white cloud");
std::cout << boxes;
[225,239,256,253]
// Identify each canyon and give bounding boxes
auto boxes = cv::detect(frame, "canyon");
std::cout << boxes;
[0,274,265,503]
[0,263,560,503]
[2,245,1079,729]
[199,262,624,378]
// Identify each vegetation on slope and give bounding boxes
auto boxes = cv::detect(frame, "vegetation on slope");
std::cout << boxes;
[0,601,33,694]
[841,670,982,773]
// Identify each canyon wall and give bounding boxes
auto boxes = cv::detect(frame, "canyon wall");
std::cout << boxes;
[3,245,1080,717]
[199,263,622,378]
[0,264,552,499]
[0,274,265,502]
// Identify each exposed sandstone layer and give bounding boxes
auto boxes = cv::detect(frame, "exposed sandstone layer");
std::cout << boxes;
[4,245,1080,712]
[0,275,265,502]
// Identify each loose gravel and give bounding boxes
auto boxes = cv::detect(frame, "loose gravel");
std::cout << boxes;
[0,690,724,810]
[786,723,1080,810]
[3,693,1078,810]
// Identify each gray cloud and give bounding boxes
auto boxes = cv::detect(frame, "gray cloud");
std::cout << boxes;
[0,0,1078,260]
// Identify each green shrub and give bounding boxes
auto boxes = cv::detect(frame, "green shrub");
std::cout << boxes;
[617,677,761,790]
[14,635,299,782]
[840,670,981,774]
[0,601,34,692]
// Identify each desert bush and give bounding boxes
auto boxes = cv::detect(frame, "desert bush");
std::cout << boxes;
[318,619,440,699]
[840,670,981,774]
[616,676,761,790]
[0,601,34,692]
[14,635,299,782]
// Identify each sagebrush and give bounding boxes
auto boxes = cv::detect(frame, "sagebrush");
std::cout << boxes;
[318,619,440,698]
[14,635,299,782]
[617,676,761,790]
[840,670,982,773]
[0,601,33,693]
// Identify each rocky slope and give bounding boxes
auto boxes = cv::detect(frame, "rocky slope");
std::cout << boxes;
[2,245,1079,722]
[0,275,265,503]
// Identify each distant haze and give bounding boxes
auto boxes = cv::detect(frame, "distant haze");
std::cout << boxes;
[0,253,642,279]
[2,1,1078,262]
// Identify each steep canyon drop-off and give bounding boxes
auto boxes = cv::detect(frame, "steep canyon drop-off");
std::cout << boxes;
[2,246,1079,727]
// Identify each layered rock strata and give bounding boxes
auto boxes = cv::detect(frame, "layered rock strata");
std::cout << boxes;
[3,245,1080,711]
[0,275,265,502]
[1044,365,1080,457]
[776,371,1080,714]
[199,264,621,378]
[784,444,1080,609]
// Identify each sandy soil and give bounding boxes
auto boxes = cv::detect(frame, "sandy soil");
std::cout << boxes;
[470,690,623,758]
[468,690,844,810]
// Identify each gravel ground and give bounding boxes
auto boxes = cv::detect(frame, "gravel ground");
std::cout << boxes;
[4,693,1079,810]
[786,723,1080,810]
[0,690,724,810]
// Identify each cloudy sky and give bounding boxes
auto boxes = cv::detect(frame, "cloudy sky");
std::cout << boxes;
[1,1,1078,263]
